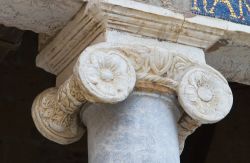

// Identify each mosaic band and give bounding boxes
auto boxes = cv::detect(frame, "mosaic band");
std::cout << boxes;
[192,0,250,25]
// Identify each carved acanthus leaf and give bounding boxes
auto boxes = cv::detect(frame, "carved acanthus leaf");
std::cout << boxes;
[80,43,233,124]
[32,47,136,144]
[32,87,84,145]
[32,42,233,146]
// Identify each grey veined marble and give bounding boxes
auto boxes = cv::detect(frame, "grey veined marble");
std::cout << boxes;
[81,92,181,163]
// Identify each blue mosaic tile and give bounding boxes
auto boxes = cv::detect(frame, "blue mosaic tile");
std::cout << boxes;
[192,0,250,25]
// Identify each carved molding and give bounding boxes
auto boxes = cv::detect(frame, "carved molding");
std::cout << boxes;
[32,47,136,144]
[32,42,233,146]
[133,0,173,8]
[32,86,84,145]
[82,43,233,123]
[178,66,233,123]
[35,0,250,89]
[74,48,136,103]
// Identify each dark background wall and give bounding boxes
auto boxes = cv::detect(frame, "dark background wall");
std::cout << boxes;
[0,29,249,163]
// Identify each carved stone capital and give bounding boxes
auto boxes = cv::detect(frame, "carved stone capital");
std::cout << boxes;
[178,66,233,123]
[32,47,136,144]
[32,42,233,147]
[74,47,136,103]
[80,43,233,122]
[32,86,84,145]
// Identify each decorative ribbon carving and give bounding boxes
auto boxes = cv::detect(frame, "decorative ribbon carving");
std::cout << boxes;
[32,42,233,146]
[32,46,136,144]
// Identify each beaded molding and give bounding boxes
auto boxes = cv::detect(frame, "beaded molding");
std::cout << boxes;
[32,42,233,149]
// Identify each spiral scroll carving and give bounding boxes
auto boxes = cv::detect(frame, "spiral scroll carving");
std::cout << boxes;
[32,42,233,147]
[178,66,233,123]
[32,87,84,145]
[74,49,136,103]
[32,47,136,144]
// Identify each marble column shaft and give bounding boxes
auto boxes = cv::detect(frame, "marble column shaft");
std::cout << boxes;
[82,92,181,163]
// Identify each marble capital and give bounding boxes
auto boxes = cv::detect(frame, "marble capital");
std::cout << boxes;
[31,0,234,159]
[32,42,233,153]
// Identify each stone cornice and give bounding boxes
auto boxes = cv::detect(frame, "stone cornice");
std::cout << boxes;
[36,0,250,77]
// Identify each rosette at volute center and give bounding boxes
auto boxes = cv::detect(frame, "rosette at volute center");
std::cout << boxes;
[74,46,136,104]
[178,66,233,124]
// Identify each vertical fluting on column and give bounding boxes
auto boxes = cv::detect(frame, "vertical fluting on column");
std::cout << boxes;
[81,92,182,163]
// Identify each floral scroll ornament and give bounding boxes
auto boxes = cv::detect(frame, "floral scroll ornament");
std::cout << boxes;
[32,42,233,146]
[178,66,233,124]
[32,88,84,144]
[32,45,136,145]
[74,49,136,104]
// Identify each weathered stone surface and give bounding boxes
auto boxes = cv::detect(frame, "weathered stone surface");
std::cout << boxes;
[206,44,250,85]
[0,1,244,162]
[34,0,250,87]
[0,0,83,34]
[133,0,191,12]
[82,92,181,163]
[0,0,248,86]
[0,28,248,163]
[32,40,233,160]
